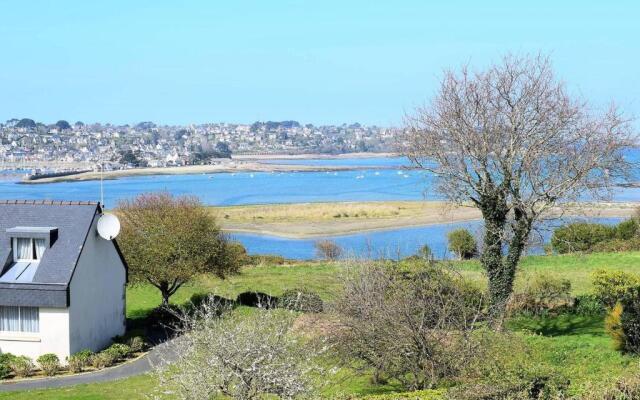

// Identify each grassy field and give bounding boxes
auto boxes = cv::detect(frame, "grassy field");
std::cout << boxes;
[3,251,640,399]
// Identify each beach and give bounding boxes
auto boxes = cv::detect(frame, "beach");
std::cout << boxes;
[21,160,393,184]
[20,153,402,184]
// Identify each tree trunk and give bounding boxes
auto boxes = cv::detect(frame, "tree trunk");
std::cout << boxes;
[479,192,509,326]
[482,217,509,324]
[159,281,171,307]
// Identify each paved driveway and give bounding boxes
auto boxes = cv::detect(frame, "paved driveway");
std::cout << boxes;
[0,339,177,393]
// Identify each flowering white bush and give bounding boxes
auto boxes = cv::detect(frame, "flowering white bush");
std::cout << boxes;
[155,298,328,399]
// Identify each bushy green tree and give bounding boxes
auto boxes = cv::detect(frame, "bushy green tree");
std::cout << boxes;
[551,222,616,254]
[117,193,240,306]
[447,229,477,260]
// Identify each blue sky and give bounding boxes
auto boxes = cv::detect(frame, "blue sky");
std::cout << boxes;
[0,1,638,126]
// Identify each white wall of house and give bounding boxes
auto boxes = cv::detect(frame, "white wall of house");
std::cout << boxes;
[0,216,126,361]
[0,308,70,361]
[68,216,126,354]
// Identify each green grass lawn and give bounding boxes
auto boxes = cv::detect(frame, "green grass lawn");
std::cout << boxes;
[4,252,640,399]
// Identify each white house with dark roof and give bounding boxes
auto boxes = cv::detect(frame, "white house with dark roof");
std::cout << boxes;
[0,200,127,361]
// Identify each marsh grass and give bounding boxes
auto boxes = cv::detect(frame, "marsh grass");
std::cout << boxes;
[212,201,467,224]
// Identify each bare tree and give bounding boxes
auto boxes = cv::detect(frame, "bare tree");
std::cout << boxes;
[315,240,342,260]
[331,260,484,390]
[402,54,634,321]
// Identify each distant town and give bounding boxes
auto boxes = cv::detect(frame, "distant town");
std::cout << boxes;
[0,118,399,172]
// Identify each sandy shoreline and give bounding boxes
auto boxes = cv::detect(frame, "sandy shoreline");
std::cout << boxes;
[216,201,640,239]
[21,160,395,184]
[231,152,398,160]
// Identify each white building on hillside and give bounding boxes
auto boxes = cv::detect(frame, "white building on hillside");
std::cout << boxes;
[0,200,127,361]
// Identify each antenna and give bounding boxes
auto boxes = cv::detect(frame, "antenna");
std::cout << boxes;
[97,213,121,240]
[100,160,104,208]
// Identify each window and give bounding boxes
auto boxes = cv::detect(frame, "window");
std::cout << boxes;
[0,306,39,333]
[12,238,46,262]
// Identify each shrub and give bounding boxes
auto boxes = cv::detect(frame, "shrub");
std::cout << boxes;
[334,389,446,399]
[452,331,568,400]
[580,369,640,399]
[333,262,484,390]
[418,244,433,260]
[550,222,616,254]
[247,254,287,266]
[315,240,342,260]
[67,350,93,373]
[592,269,640,308]
[128,336,146,353]
[146,304,183,329]
[0,353,16,379]
[225,241,250,266]
[508,275,572,316]
[9,356,34,378]
[155,308,327,400]
[90,351,117,369]
[236,291,278,308]
[617,286,640,354]
[37,353,60,376]
[105,343,131,360]
[572,294,605,316]
[606,303,626,352]
[278,289,324,313]
[615,218,639,240]
[591,236,640,253]
[447,229,476,260]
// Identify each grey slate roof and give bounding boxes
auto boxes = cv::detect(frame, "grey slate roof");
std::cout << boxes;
[0,200,101,308]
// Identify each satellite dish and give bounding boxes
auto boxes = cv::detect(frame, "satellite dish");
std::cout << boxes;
[97,213,121,240]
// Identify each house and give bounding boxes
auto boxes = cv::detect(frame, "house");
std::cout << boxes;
[0,200,127,361]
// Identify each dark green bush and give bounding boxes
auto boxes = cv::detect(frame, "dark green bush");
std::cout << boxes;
[146,304,182,329]
[447,229,477,259]
[572,294,605,316]
[550,222,616,254]
[615,218,639,240]
[36,353,60,376]
[618,286,640,354]
[236,291,278,308]
[0,353,16,379]
[105,343,132,360]
[278,289,324,312]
